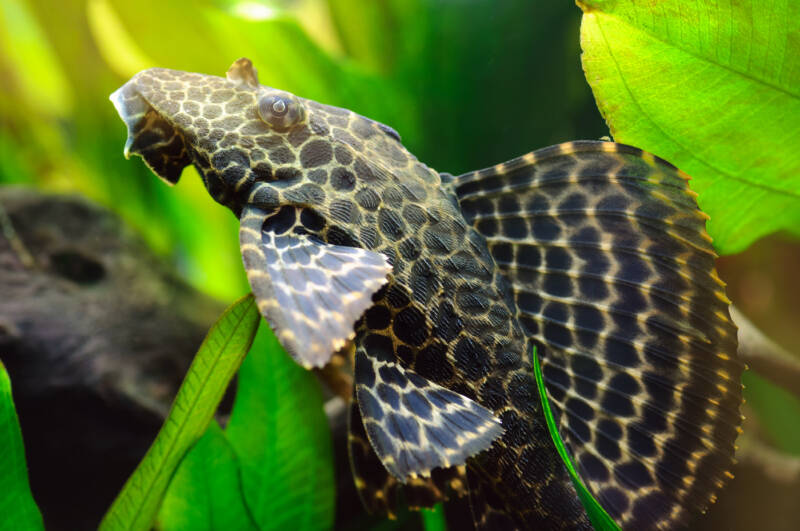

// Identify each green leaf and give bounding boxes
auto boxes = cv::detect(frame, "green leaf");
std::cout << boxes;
[420,503,447,531]
[155,422,257,531]
[326,0,400,74]
[100,293,260,531]
[532,347,620,531]
[0,361,44,531]
[742,371,800,455]
[578,0,800,254]
[225,323,335,531]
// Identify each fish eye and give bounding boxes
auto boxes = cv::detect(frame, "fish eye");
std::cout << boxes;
[258,93,305,130]
[272,99,286,115]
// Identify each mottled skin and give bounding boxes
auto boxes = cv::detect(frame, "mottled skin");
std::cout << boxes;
[111,59,743,529]
[452,144,742,527]
[112,60,587,528]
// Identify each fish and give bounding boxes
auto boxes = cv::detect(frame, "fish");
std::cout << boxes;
[110,58,744,530]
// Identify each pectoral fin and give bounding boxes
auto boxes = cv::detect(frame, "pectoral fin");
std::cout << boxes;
[240,205,392,368]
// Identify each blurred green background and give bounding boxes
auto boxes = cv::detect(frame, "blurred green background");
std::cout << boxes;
[1,0,798,529]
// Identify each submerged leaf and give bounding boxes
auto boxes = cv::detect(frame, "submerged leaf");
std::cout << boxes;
[579,0,800,254]
[532,347,619,531]
[225,324,335,531]
[420,503,447,531]
[100,294,260,531]
[156,422,257,531]
[0,361,44,531]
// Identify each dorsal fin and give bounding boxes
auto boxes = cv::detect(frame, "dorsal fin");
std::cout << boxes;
[449,140,744,528]
[226,57,259,89]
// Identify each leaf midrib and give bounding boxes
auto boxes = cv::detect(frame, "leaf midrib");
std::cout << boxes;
[121,297,255,530]
[584,3,800,99]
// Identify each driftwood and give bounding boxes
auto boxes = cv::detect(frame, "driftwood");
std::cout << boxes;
[0,187,379,530]
[731,306,800,399]
[0,187,224,530]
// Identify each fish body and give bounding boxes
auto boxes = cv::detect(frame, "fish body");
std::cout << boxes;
[111,58,743,530]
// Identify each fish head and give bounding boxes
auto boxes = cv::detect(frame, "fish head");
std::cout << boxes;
[110,58,440,241]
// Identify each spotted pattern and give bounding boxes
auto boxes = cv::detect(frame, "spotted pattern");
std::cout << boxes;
[110,58,742,530]
[453,142,744,528]
[240,205,391,368]
[347,394,470,517]
[354,349,502,478]
[467,467,520,530]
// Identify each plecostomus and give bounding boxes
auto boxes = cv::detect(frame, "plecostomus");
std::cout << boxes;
[111,58,743,530]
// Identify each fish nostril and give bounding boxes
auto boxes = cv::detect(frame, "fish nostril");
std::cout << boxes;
[50,250,106,285]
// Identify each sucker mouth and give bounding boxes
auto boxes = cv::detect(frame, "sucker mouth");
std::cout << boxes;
[110,79,191,185]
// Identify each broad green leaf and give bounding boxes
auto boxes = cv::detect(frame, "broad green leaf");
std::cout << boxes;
[532,348,619,531]
[86,0,153,76]
[326,0,399,74]
[579,0,800,254]
[0,361,44,531]
[155,422,257,531]
[100,293,260,531]
[225,324,335,531]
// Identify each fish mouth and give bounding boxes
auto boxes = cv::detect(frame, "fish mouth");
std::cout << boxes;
[110,75,191,185]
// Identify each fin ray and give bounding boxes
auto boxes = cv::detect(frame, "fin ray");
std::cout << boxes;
[353,350,503,479]
[451,140,743,528]
[240,205,391,368]
[549,347,742,417]
[347,390,469,517]
[517,285,714,345]
[470,210,715,256]
[486,235,716,281]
